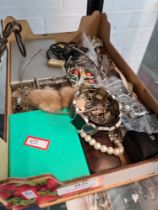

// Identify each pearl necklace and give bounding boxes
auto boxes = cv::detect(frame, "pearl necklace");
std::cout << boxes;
[78,129,124,156]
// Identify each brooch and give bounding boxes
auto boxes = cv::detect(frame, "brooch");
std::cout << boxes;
[66,65,95,86]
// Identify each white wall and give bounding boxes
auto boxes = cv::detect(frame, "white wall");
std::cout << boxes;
[0,0,87,34]
[0,0,158,74]
[103,0,158,73]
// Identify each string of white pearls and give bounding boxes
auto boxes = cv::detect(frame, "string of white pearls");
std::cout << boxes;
[79,129,124,156]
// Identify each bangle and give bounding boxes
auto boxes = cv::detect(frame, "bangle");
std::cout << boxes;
[78,129,124,156]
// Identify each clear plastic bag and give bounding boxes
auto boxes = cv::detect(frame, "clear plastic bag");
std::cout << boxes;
[86,191,112,210]
[102,76,148,118]
[102,76,128,96]
[66,176,158,210]
[106,176,158,210]
[122,114,158,134]
[118,94,147,118]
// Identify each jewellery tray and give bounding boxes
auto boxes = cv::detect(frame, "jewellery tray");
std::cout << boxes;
[2,11,158,208]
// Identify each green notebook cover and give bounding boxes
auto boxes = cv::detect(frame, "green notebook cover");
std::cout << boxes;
[9,110,89,181]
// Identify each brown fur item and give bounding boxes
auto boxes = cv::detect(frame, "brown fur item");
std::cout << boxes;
[59,86,77,108]
[26,86,77,113]
[27,89,62,113]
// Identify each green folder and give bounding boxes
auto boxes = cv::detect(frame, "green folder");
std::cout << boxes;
[9,110,89,181]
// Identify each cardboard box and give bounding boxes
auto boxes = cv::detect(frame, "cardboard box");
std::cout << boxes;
[2,11,158,207]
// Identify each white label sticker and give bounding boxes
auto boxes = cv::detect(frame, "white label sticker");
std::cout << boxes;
[21,190,38,199]
[57,178,102,196]
[24,136,50,150]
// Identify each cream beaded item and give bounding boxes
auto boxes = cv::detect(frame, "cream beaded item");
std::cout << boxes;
[78,129,124,156]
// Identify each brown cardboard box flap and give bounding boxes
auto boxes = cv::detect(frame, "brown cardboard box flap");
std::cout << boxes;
[4,11,101,43]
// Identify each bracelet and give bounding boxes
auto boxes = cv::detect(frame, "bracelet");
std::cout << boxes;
[72,87,122,134]
[78,129,124,156]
